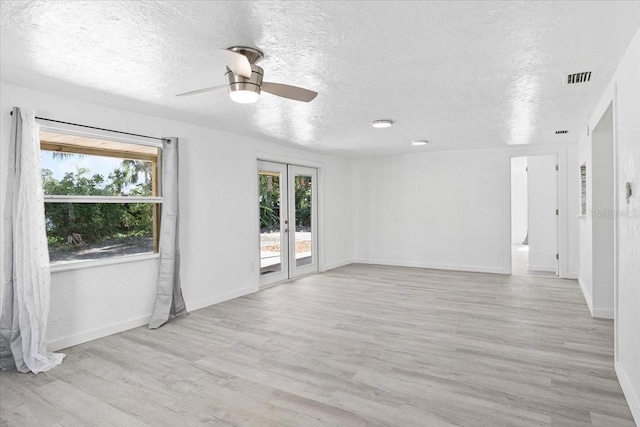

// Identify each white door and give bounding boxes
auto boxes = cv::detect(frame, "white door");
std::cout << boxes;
[288,165,318,278]
[258,161,318,287]
[258,161,289,286]
[527,155,559,275]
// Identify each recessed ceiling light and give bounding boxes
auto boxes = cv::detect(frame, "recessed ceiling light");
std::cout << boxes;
[411,140,428,146]
[371,120,393,128]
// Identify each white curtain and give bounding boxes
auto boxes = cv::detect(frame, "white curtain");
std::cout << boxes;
[148,137,187,329]
[0,107,65,373]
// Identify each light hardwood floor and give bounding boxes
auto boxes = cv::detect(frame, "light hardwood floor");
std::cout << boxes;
[0,264,635,426]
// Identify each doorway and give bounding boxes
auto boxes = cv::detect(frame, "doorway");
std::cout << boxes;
[510,155,559,276]
[590,103,615,319]
[258,160,318,287]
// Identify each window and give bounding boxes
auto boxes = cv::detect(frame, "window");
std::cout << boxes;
[40,130,162,265]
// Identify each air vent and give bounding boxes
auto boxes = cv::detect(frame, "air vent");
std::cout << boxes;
[555,130,569,135]
[567,72,592,84]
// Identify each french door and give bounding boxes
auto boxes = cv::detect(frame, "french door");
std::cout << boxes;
[258,160,318,287]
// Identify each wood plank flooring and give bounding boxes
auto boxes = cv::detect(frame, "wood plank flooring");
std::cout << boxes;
[0,264,635,426]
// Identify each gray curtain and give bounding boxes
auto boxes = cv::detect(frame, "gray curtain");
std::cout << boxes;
[1,108,24,371]
[1,107,64,373]
[149,137,188,329]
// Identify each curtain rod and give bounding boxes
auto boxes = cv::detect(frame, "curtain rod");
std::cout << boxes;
[9,110,170,143]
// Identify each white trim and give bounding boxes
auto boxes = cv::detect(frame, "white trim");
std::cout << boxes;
[187,285,256,312]
[50,252,159,273]
[527,265,556,273]
[592,308,614,319]
[39,124,164,149]
[252,156,261,293]
[616,360,640,425]
[353,259,509,275]
[257,160,290,287]
[503,154,513,274]
[578,276,594,316]
[48,313,151,352]
[612,85,620,362]
[317,165,326,272]
[44,195,162,204]
[505,146,570,278]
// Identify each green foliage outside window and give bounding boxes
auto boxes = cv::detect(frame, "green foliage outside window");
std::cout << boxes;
[42,160,154,249]
[259,174,280,232]
[294,176,312,228]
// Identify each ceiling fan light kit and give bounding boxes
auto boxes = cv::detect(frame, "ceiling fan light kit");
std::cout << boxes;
[227,61,263,104]
[177,46,318,103]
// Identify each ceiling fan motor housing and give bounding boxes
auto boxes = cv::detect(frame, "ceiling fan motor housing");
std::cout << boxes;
[226,64,264,96]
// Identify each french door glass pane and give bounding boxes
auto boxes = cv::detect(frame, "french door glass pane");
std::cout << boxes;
[294,174,313,267]
[259,171,282,275]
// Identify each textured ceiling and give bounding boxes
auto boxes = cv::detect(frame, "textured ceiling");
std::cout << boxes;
[1,1,639,156]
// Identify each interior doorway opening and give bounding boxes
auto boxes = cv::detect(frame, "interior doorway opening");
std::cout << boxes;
[510,155,559,276]
[590,103,615,319]
[258,160,318,288]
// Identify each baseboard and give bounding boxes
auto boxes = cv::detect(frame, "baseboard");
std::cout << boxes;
[592,308,614,319]
[321,260,353,272]
[352,259,509,275]
[48,314,151,352]
[578,277,594,316]
[616,360,640,425]
[186,285,256,312]
[566,270,579,280]
[527,265,556,273]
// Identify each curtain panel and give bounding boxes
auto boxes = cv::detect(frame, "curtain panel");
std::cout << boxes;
[0,107,65,373]
[149,137,188,329]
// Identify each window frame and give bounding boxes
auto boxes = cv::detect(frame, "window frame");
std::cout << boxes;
[39,125,163,270]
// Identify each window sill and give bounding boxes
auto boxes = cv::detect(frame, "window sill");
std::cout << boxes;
[50,252,160,273]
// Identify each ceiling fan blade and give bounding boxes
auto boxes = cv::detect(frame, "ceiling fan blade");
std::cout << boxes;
[219,48,252,78]
[175,84,227,97]
[261,82,318,102]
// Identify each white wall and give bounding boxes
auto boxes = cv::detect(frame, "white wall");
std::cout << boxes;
[352,146,579,277]
[0,82,353,351]
[527,155,558,272]
[510,157,528,244]
[579,28,640,423]
[352,149,507,273]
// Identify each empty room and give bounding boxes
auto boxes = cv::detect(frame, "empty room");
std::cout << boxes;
[1,2,639,426]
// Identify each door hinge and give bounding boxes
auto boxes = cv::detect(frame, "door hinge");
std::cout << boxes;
[555,209,559,215]
[556,253,559,260]
[555,164,559,171]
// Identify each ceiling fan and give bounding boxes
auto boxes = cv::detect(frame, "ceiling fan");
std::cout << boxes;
[176,46,318,104]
